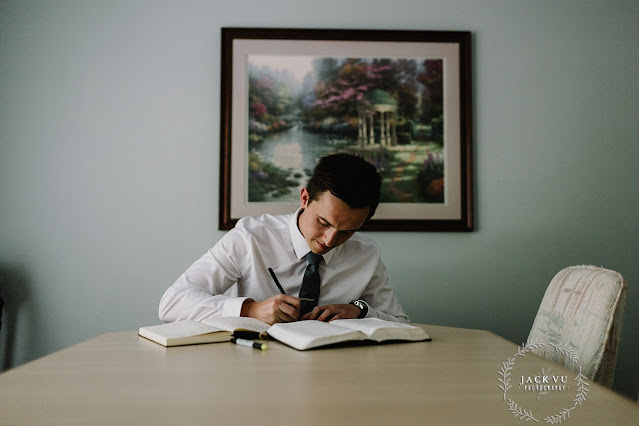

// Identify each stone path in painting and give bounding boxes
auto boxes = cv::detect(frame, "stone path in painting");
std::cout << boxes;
[387,146,419,202]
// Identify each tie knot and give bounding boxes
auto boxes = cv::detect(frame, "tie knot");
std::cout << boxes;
[305,252,322,266]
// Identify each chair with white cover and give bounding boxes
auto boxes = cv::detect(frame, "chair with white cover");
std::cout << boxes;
[526,265,627,387]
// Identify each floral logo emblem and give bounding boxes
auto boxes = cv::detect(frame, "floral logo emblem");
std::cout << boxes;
[498,340,589,423]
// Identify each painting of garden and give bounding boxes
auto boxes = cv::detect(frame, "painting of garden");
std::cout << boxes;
[247,55,445,204]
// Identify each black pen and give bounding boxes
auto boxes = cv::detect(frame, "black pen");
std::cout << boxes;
[268,267,314,302]
[268,267,286,295]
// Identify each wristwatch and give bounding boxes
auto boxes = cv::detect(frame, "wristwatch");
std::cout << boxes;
[349,299,368,319]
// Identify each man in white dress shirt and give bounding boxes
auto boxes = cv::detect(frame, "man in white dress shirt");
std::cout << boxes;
[159,153,409,324]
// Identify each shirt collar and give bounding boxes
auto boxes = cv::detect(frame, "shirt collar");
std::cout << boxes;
[289,208,337,264]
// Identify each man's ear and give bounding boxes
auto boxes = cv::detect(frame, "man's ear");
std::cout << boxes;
[300,187,310,209]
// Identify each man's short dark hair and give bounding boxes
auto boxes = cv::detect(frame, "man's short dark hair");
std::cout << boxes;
[306,153,381,220]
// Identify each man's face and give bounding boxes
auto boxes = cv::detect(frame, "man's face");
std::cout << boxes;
[297,188,370,255]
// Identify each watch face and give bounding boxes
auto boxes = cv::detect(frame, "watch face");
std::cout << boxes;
[352,300,367,318]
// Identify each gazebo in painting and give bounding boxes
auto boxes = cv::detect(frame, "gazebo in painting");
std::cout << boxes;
[357,89,398,148]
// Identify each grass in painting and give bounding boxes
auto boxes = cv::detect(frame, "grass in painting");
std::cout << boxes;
[248,151,299,201]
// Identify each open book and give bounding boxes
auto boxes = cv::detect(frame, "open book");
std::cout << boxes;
[138,317,270,347]
[139,317,430,350]
[268,318,430,350]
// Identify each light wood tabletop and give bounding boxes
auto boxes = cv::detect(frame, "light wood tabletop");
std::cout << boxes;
[0,324,636,424]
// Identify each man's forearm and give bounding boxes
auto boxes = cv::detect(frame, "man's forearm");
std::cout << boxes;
[158,285,241,322]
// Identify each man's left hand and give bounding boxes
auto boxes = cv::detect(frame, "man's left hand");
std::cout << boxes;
[299,303,361,322]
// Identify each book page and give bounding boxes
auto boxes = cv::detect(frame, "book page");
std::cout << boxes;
[330,318,429,342]
[201,316,271,333]
[267,321,365,350]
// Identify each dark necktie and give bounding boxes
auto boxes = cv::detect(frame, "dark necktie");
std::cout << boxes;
[299,252,322,316]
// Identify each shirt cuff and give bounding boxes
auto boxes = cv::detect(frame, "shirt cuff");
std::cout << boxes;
[223,297,250,317]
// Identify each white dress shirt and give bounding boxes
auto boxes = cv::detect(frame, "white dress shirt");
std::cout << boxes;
[159,209,409,323]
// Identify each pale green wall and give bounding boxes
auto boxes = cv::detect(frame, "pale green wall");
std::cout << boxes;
[1,0,638,398]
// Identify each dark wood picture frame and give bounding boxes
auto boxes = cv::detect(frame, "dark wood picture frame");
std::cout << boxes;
[220,28,473,231]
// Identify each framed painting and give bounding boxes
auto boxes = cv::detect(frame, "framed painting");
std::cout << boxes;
[219,28,473,231]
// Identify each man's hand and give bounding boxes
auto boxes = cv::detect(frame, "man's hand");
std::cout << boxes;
[299,303,360,322]
[240,295,301,325]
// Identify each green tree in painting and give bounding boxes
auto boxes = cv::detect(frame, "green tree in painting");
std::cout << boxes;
[248,67,294,147]
[418,59,443,144]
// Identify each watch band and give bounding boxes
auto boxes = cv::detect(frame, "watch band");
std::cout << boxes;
[350,299,368,319]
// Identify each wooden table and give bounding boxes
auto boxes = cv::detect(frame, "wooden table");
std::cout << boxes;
[0,324,637,424]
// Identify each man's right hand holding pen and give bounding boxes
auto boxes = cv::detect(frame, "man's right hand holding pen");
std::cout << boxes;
[239,267,313,325]
[241,267,325,325]
[240,295,302,324]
